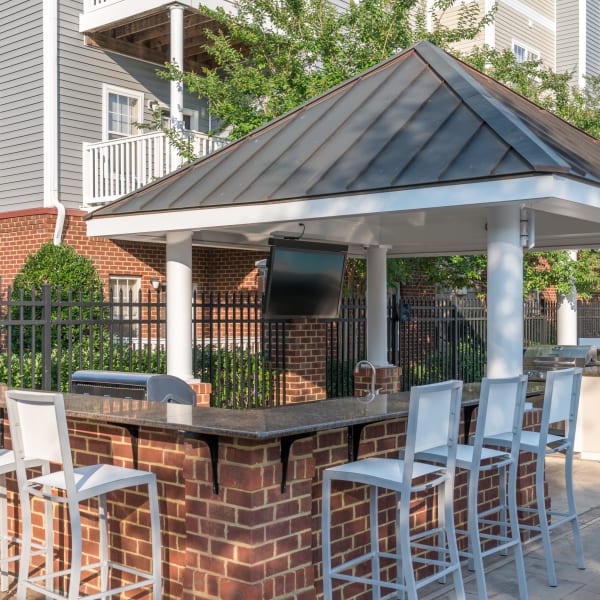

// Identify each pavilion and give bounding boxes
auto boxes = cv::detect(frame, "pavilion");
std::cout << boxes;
[85,40,600,383]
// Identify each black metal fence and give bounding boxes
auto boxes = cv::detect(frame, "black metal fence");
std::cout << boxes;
[0,285,594,407]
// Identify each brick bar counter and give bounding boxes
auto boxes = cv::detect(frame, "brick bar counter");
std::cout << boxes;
[0,385,544,599]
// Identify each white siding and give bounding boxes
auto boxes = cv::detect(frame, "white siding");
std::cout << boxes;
[586,0,600,77]
[0,1,45,210]
[58,0,210,208]
[556,0,580,79]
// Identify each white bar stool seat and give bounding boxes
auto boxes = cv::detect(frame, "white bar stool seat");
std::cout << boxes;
[416,375,529,599]
[6,389,162,600]
[322,380,465,600]
[485,367,585,587]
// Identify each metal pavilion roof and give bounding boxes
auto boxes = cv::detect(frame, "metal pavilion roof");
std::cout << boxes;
[86,41,600,256]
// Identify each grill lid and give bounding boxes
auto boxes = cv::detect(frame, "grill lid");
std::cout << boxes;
[523,344,597,380]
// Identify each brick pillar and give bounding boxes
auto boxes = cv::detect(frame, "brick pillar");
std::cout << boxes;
[284,319,328,403]
[354,365,402,396]
[188,381,212,407]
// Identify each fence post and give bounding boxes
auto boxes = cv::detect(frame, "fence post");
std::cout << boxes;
[41,284,52,390]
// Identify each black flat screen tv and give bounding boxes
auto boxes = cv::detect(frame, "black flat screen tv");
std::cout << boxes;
[263,239,347,320]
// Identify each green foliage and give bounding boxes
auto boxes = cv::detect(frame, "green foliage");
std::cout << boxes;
[524,250,600,299]
[463,46,600,138]
[195,345,275,408]
[406,339,485,388]
[159,0,493,139]
[12,242,102,299]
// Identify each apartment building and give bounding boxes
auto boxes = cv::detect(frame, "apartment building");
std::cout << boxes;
[437,0,600,85]
[0,0,261,298]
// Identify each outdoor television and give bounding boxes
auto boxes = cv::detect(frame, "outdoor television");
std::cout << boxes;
[263,239,347,320]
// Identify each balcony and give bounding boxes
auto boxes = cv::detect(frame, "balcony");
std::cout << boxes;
[80,0,234,70]
[82,130,229,208]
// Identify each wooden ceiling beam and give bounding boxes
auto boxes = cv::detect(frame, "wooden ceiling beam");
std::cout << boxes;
[86,33,207,73]
[86,32,168,65]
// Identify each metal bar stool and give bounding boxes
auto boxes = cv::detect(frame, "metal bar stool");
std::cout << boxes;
[322,380,465,600]
[485,367,585,587]
[417,375,529,599]
[0,449,52,592]
[6,389,162,600]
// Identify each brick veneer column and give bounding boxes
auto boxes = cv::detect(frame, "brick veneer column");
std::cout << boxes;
[183,435,317,599]
[188,381,212,406]
[284,319,328,403]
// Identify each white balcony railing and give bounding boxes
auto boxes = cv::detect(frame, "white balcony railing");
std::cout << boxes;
[82,130,229,208]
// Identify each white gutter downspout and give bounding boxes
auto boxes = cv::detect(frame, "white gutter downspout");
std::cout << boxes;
[43,0,65,246]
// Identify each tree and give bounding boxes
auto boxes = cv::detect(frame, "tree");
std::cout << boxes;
[159,0,494,139]
[12,242,103,299]
[159,1,600,296]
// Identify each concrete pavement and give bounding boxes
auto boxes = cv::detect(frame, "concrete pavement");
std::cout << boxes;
[423,454,600,599]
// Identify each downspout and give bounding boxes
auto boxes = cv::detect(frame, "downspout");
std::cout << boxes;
[43,0,65,246]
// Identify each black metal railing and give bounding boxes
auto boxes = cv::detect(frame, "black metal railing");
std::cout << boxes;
[0,284,590,406]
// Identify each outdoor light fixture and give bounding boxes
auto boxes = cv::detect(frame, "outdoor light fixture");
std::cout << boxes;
[520,208,536,249]
[150,279,163,290]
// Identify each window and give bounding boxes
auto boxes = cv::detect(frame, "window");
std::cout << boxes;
[109,275,141,338]
[102,85,144,140]
[512,42,540,63]
[160,109,198,131]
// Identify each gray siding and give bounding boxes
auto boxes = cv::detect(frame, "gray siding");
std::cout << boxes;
[59,0,210,208]
[495,2,555,69]
[586,0,600,77]
[556,0,580,79]
[0,1,44,210]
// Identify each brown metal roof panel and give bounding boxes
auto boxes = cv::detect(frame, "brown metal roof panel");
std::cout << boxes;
[339,83,461,192]
[470,69,600,179]
[390,102,484,185]
[441,126,529,180]
[222,62,400,204]
[417,43,573,174]
[179,127,289,208]
[270,55,430,200]
[308,68,445,195]
[492,148,536,176]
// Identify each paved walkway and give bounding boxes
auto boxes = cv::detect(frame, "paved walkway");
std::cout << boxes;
[423,454,600,599]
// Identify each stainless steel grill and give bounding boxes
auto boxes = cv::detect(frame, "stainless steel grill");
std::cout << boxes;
[523,345,598,381]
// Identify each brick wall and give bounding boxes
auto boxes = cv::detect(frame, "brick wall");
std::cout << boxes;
[3,405,544,599]
[0,209,265,293]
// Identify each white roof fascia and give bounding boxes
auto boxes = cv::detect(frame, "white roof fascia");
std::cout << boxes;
[85,174,600,238]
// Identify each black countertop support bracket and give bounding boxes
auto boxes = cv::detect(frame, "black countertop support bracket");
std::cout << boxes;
[118,423,140,469]
[184,432,220,495]
[348,424,367,462]
[280,433,313,494]
[463,405,478,444]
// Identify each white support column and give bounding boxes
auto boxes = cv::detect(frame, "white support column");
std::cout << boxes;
[557,249,578,345]
[166,231,194,380]
[366,245,392,366]
[487,206,523,377]
[169,3,185,166]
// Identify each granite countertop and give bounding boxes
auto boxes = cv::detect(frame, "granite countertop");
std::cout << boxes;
[45,386,483,440]
[1,382,543,441]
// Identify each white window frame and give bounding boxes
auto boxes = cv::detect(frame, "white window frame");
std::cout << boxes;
[109,275,142,339]
[160,108,200,132]
[512,40,541,63]
[102,84,144,141]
